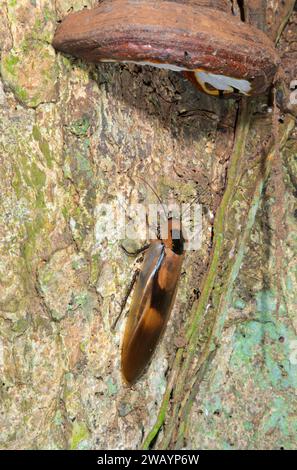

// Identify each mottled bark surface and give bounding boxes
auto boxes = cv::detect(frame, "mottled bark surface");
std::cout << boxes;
[0,0,296,450]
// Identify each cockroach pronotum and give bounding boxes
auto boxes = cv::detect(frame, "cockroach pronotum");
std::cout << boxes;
[119,183,186,385]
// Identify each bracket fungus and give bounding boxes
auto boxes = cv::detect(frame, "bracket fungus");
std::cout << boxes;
[53,0,280,96]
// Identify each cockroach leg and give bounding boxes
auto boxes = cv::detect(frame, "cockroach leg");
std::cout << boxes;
[112,268,140,330]
[120,243,150,257]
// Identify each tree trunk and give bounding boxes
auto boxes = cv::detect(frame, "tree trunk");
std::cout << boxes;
[0,0,296,450]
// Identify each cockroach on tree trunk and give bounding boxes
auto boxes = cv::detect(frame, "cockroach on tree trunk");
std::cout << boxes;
[121,215,185,385]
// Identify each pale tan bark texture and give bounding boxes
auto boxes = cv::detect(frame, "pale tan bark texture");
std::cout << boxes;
[0,0,296,449]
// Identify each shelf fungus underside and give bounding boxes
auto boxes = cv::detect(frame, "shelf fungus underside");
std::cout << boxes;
[52,1,280,96]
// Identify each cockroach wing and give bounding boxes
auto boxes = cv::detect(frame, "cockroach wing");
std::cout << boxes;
[121,241,183,384]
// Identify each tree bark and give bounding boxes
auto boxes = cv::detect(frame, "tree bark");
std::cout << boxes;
[0,0,296,450]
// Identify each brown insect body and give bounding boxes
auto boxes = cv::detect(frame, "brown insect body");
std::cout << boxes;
[122,218,184,385]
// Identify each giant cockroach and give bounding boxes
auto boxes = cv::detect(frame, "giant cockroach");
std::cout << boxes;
[119,182,186,385]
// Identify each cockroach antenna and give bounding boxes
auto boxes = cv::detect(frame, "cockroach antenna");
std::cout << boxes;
[135,175,168,222]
